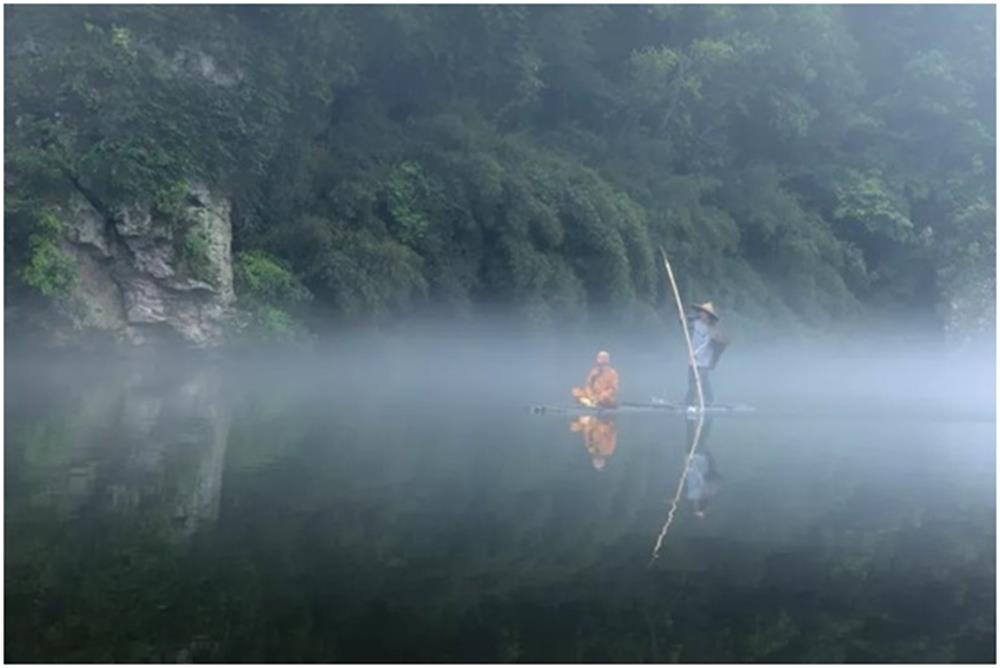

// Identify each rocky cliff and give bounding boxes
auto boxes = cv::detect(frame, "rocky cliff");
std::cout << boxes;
[50,182,235,347]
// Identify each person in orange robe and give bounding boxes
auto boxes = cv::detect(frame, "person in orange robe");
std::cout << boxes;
[571,350,620,409]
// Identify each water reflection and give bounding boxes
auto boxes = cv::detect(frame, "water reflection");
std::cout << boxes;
[8,359,230,544]
[6,355,995,662]
[569,415,617,471]
[650,413,711,563]
[683,417,721,518]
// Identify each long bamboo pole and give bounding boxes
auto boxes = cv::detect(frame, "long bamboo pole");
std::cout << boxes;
[660,248,703,411]
[649,248,707,565]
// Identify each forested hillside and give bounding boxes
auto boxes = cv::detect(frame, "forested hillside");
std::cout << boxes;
[6,5,995,342]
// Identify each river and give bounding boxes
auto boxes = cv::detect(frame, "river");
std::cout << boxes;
[5,339,995,661]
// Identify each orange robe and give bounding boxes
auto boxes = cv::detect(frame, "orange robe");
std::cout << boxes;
[572,365,620,408]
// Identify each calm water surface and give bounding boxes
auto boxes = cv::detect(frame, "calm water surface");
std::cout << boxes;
[6,349,995,662]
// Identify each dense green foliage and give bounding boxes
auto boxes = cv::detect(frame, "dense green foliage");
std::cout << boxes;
[19,210,77,298]
[176,225,215,284]
[232,250,312,341]
[5,6,994,334]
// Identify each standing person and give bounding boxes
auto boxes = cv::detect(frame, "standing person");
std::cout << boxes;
[571,350,620,409]
[685,302,728,408]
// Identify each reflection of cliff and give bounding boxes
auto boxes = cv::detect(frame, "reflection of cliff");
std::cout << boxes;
[126,366,230,541]
[10,359,231,543]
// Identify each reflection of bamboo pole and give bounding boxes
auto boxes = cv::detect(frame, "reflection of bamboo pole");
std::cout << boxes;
[650,248,706,564]
[649,413,704,564]
[660,248,703,411]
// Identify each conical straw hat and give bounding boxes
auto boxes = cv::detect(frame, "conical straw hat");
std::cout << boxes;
[691,302,719,320]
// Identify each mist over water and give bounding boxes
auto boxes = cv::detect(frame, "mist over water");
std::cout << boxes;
[5,328,995,661]
[5,2,995,660]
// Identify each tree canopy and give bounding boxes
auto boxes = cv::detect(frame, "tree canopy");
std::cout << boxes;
[5,5,995,338]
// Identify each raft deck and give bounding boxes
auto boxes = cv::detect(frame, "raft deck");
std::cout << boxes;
[529,401,755,416]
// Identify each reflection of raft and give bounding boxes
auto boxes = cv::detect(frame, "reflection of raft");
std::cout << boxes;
[529,401,755,416]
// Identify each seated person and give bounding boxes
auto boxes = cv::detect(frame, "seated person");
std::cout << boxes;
[571,350,619,409]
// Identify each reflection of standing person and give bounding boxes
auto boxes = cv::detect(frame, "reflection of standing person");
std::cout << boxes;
[685,302,728,408]
[570,415,617,471]
[683,417,721,517]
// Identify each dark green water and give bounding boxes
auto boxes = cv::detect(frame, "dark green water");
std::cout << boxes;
[6,351,995,662]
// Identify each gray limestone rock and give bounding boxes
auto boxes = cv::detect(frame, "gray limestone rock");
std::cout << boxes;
[51,183,235,347]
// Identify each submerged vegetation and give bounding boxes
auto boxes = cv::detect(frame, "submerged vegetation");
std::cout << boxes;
[5,5,995,338]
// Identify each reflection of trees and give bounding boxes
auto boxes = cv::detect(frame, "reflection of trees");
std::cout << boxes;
[644,492,994,662]
[13,360,232,540]
[6,358,233,661]
[6,377,995,662]
[8,357,232,539]
[163,409,670,661]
